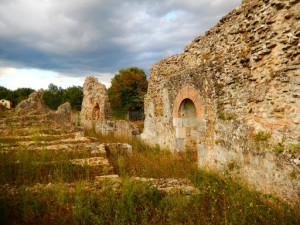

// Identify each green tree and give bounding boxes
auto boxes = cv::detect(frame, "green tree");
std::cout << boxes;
[13,88,35,106]
[108,67,148,117]
[43,84,83,111]
[0,86,12,100]
[42,84,64,110]
[63,86,83,111]
[0,86,34,107]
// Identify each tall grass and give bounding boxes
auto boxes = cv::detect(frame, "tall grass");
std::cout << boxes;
[1,177,298,225]
[0,145,93,186]
[0,130,299,224]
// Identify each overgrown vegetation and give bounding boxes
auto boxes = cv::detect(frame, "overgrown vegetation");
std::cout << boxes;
[0,127,299,224]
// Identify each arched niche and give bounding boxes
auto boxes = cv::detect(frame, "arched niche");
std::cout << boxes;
[172,86,206,161]
[173,86,204,119]
[92,103,100,120]
[179,98,197,119]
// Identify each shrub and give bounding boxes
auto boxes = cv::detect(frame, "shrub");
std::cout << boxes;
[218,112,236,121]
[254,131,272,142]
[272,146,284,154]
[287,143,300,153]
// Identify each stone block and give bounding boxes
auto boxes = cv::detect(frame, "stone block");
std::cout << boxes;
[174,138,184,151]
[197,144,208,158]
[172,118,177,126]
[119,143,133,154]
[172,118,182,127]
[197,119,207,132]
[182,118,197,127]
[176,127,186,138]
[190,130,198,139]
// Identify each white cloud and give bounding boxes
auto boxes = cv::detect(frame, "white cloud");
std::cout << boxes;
[0,0,241,90]
[0,67,113,90]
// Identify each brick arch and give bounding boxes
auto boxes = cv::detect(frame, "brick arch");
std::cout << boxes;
[173,86,205,119]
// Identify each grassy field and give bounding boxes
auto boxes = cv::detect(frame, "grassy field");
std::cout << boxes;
[0,125,299,225]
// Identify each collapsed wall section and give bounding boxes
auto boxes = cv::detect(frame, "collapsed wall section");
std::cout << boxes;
[142,0,300,207]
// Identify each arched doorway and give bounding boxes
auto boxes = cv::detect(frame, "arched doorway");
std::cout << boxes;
[92,103,100,120]
[179,99,197,118]
[178,98,198,161]
[172,86,206,162]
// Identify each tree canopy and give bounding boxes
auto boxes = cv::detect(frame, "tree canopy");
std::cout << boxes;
[43,84,83,110]
[0,86,35,107]
[0,84,83,111]
[63,86,83,111]
[108,67,148,116]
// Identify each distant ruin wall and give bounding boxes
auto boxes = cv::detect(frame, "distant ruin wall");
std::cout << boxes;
[15,92,50,116]
[80,76,111,130]
[80,76,140,136]
[142,0,300,207]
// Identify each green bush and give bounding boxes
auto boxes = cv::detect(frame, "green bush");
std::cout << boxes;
[272,146,284,154]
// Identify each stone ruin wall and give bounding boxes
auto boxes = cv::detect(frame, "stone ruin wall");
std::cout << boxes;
[16,92,72,121]
[80,76,140,137]
[142,0,300,207]
[80,77,112,130]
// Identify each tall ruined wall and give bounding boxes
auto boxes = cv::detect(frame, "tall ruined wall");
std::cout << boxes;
[142,0,300,207]
[80,76,140,136]
[80,77,111,129]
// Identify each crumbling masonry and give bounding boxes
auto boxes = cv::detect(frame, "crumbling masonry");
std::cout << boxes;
[81,76,140,136]
[142,0,300,207]
[80,77,111,130]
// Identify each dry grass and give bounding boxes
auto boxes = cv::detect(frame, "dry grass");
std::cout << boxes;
[0,128,299,224]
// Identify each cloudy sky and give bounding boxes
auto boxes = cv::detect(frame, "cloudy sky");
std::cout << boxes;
[0,0,241,90]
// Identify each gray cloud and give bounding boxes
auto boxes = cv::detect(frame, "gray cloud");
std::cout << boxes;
[0,0,241,76]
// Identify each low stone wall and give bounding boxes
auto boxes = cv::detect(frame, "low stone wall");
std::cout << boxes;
[200,121,300,207]
[101,120,140,137]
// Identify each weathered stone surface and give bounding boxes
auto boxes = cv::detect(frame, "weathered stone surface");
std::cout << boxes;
[101,143,133,155]
[80,76,140,137]
[102,120,140,137]
[142,0,300,207]
[15,92,49,115]
[56,102,72,118]
[14,92,73,126]
[80,76,111,129]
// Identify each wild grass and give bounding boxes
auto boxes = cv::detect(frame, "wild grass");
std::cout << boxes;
[287,143,300,153]
[0,147,93,186]
[0,129,299,224]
